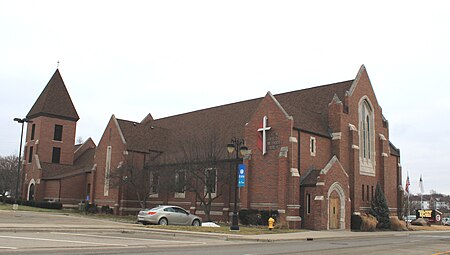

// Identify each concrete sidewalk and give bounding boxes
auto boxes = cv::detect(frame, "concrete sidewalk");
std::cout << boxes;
[0,210,446,242]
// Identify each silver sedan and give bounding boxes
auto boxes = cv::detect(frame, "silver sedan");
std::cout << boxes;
[137,205,202,226]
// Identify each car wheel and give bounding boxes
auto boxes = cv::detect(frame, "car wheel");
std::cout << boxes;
[192,219,201,226]
[159,218,168,226]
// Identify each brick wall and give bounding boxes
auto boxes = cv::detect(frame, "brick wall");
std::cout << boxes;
[93,116,126,213]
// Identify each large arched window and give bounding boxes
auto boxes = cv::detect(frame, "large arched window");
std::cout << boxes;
[359,98,375,175]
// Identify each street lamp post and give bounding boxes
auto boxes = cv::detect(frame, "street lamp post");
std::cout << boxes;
[227,138,248,231]
[13,117,31,202]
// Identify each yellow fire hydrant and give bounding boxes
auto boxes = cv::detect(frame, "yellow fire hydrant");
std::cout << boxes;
[268,217,275,231]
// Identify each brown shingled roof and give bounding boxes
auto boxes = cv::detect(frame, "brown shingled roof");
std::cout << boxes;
[300,169,321,187]
[276,80,353,136]
[117,79,353,159]
[116,119,171,153]
[27,69,79,121]
[42,147,95,180]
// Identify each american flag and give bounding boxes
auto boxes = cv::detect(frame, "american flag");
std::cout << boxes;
[405,175,410,194]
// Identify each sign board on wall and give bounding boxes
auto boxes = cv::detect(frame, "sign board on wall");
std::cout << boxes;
[418,209,433,218]
[238,164,246,187]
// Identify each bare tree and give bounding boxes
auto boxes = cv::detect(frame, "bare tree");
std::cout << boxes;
[176,132,230,221]
[109,153,167,209]
[0,155,18,202]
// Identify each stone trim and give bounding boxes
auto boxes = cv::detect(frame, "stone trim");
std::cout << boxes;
[34,154,42,170]
[119,207,143,212]
[250,203,278,208]
[167,201,192,206]
[328,93,343,105]
[331,132,342,140]
[196,210,223,216]
[267,91,293,120]
[321,156,349,178]
[195,202,225,207]
[174,192,186,198]
[379,134,387,141]
[287,204,301,209]
[149,193,159,198]
[286,216,302,222]
[279,146,289,158]
[347,64,366,97]
[112,114,127,145]
[290,168,300,177]
[348,123,357,131]
[94,199,116,203]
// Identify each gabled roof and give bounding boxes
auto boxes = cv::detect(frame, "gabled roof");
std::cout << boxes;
[27,69,79,121]
[116,119,170,153]
[275,80,353,136]
[300,169,321,187]
[42,138,96,180]
[115,79,354,160]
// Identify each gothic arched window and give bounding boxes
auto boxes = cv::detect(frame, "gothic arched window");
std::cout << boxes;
[359,98,375,175]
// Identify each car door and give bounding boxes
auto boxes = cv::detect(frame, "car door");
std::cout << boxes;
[162,207,176,224]
[173,207,190,225]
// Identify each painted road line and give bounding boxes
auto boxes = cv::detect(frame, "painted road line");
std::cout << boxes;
[0,246,17,250]
[0,235,128,247]
[52,232,207,244]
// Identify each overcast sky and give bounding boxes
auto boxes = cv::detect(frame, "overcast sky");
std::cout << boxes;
[1,1,449,195]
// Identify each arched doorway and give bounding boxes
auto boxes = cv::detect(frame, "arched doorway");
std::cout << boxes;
[329,191,341,229]
[327,182,346,230]
[27,180,35,201]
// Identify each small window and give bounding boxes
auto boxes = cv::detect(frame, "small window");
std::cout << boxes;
[30,124,36,140]
[306,193,311,214]
[52,147,61,163]
[205,168,217,194]
[54,124,63,141]
[371,186,374,200]
[28,146,34,163]
[150,171,159,194]
[310,137,316,156]
[175,170,186,193]
[362,184,365,201]
[367,185,370,201]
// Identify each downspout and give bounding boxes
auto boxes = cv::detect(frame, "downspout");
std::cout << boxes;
[58,179,62,202]
[297,129,301,172]
[297,129,303,223]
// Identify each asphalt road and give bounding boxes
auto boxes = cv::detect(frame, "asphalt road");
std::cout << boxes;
[1,231,450,255]
[1,210,450,255]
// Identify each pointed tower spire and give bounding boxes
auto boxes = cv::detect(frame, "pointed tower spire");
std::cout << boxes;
[26,69,79,121]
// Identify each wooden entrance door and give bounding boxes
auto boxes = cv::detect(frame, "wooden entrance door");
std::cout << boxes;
[329,197,340,229]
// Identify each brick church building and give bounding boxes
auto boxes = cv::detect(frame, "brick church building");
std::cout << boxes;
[20,65,402,230]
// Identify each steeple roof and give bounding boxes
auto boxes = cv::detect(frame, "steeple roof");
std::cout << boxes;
[27,69,79,121]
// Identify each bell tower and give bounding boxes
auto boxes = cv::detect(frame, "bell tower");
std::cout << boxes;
[22,69,79,200]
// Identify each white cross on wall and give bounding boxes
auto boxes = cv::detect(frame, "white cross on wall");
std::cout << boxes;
[258,115,271,155]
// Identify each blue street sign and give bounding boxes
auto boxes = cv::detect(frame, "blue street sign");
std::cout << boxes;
[238,164,246,187]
